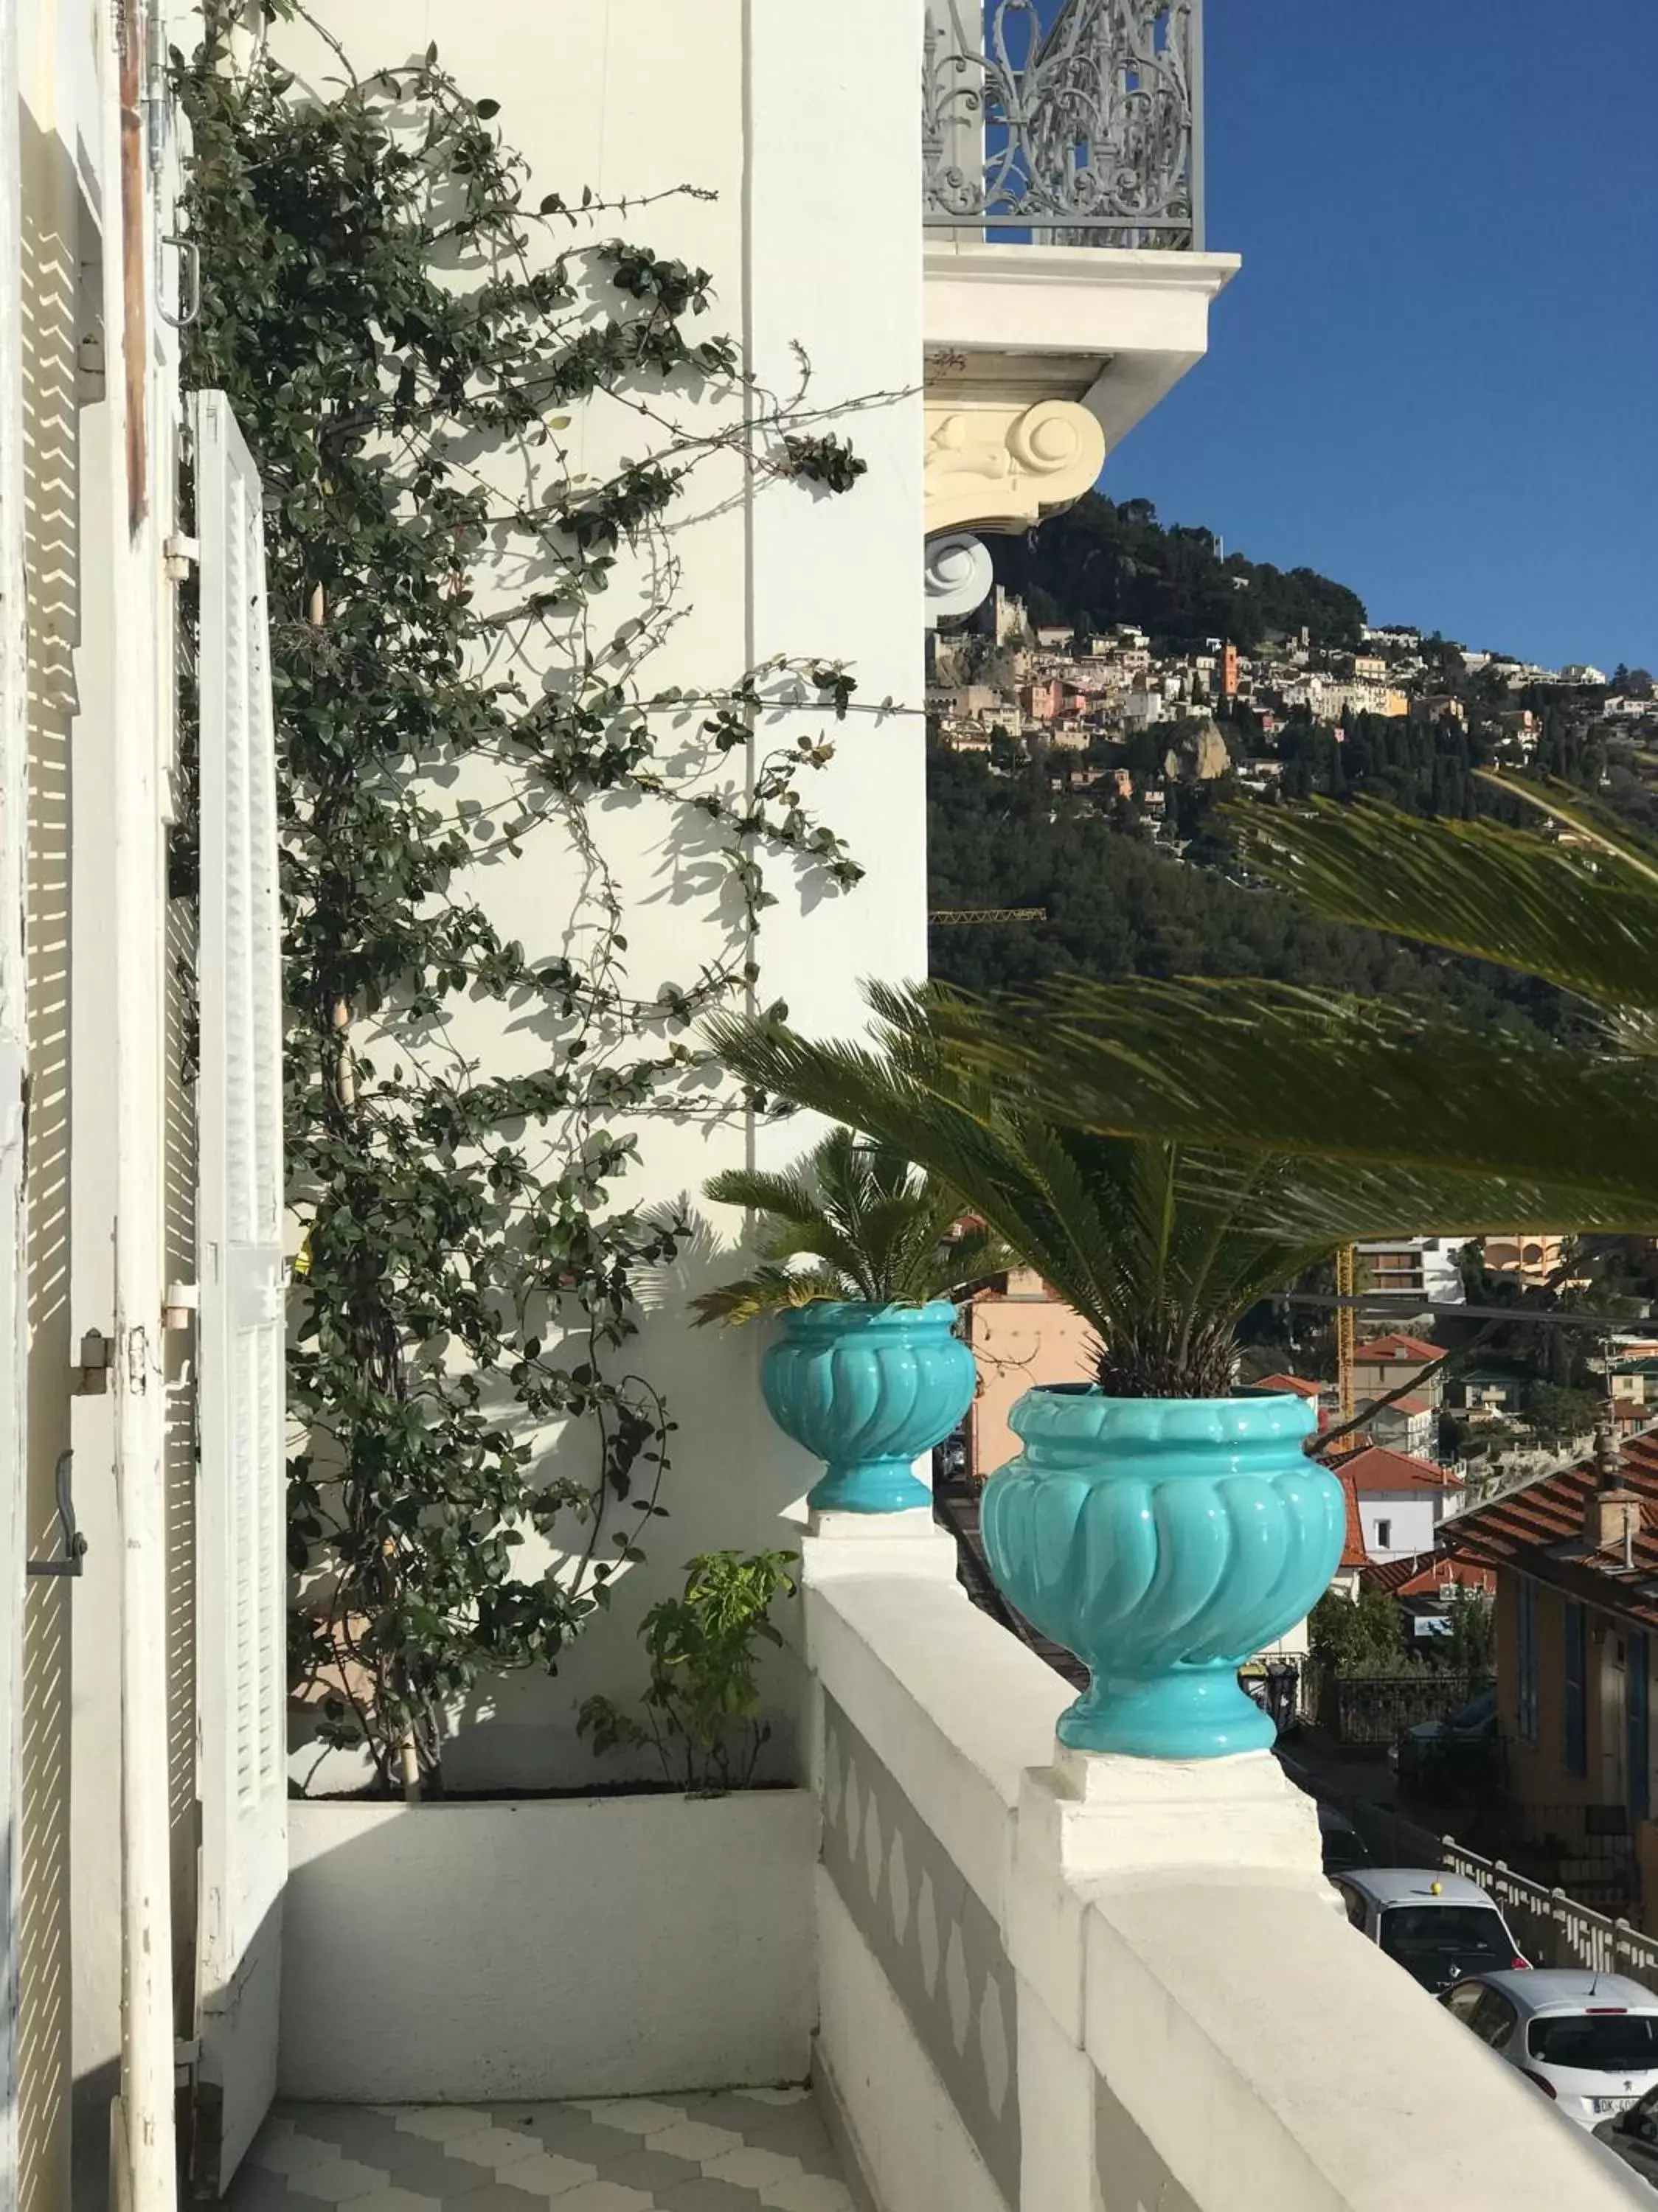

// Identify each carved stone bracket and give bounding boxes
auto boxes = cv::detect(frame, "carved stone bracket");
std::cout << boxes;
[923,398,1106,537]
[923,532,996,628]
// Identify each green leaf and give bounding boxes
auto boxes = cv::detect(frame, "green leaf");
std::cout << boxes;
[1227,785,1658,1016]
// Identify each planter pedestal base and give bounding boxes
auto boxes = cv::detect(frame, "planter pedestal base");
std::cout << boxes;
[807,1458,932,1514]
[1057,1666,1276,1761]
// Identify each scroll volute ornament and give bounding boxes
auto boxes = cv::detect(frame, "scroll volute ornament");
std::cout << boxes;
[923,398,1107,536]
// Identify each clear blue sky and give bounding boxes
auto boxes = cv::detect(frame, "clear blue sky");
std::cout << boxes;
[1110,0,1658,674]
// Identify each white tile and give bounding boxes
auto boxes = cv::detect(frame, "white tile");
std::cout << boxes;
[644,2120,745,2163]
[252,2132,339,2177]
[300,2159,392,2203]
[353,2191,443,2212]
[442,2128,543,2170]
[573,2099,686,2137]
[493,2152,599,2199]
[704,2147,803,2189]
[757,2177,855,2212]
[392,2110,493,2143]
[548,2185,653,2212]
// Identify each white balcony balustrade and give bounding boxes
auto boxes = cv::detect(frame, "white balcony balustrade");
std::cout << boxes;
[919,0,1238,568]
[801,1514,1651,2212]
[923,0,1204,251]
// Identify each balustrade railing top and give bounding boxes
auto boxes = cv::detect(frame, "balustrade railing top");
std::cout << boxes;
[923,0,1203,251]
[1443,1837,1658,1979]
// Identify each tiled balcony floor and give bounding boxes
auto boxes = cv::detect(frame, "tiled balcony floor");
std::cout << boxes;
[232,2090,855,2212]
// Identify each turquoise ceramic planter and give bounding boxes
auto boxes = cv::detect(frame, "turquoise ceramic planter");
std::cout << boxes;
[760,1300,976,1513]
[982,1388,1342,1759]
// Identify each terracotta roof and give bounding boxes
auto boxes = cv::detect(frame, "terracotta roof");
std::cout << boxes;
[1365,1393,1433,1419]
[1356,1332,1442,1363]
[1443,1433,1658,1630]
[1342,1444,1460,1495]
[1360,1551,1496,1601]
[1338,1467,1368,1571]
[1256,1373,1324,1400]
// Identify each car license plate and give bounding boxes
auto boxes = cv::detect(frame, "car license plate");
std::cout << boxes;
[1595,2097,1639,2116]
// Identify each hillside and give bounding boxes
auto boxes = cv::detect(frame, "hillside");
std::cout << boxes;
[927,744,1576,1042]
[931,495,1657,1031]
[989,493,1367,653]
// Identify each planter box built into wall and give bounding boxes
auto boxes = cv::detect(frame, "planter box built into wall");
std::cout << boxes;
[280,1790,816,2103]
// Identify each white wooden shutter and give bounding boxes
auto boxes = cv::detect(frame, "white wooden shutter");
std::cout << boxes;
[193,389,286,2195]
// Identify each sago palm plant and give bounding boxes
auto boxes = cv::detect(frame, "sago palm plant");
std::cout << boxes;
[910,781,1658,1240]
[689,1125,1005,1326]
[704,992,1455,1396]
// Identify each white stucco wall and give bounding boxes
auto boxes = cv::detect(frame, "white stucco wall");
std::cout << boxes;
[273,1,927,1787]
[1357,1492,1439,1562]
[280,1791,816,2101]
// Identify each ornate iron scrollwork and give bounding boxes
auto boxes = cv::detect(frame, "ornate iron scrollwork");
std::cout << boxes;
[923,0,1201,248]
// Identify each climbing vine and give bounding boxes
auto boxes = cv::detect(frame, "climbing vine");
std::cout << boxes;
[176,3,869,1792]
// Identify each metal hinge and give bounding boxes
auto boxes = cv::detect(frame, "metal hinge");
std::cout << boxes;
[163,1281,198,1330]
[163,530,198,581]
[70,1329,112,1394]
[77,324,107,403]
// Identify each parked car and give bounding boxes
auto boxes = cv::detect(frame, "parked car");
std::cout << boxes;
[1443,1970,1658,2129]
[1317,1802,1370,1876]
[1331,1868,1530,1993]
[1391,1685,1498,1786]
[1597,2077,1658,2183]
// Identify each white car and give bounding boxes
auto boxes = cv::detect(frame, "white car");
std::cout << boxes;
[1331,1868,1530,1994]
[1595,2078,1658,2184]
[1442,1969,1658,2129]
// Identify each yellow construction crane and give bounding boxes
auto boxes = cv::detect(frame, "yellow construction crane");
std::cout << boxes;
[929,907,1047,926]
[1330,1244,1359,1457]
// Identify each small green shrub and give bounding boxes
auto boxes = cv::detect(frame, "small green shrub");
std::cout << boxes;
[578,1551,799,1794]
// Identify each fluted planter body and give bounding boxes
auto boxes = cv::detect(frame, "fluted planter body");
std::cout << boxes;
[760,1300,976,1512]
[982,1387,1342,1759]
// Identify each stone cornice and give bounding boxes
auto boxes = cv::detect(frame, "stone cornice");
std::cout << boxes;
[924,242,1242,302]
[924,399,1106,538]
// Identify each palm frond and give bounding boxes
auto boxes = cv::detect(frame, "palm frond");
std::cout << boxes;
[704,1162,847,1228]
[1491,775,1658,889]
[1226,790,1658,1015]
[705,1001,1373,1393]
[689,1264,850,1329]
[945,1220,1007,1290]
[923,978,1658,1233]
[697,1122,1002,1320]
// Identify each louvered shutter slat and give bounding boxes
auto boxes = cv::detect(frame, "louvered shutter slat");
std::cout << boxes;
[194,391,285,2194]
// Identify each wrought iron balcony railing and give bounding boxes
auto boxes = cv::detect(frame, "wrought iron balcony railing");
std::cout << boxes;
[922,0,1203,250]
